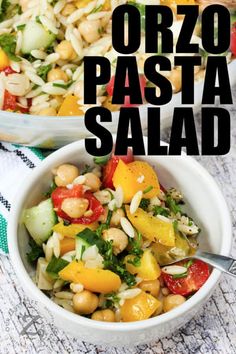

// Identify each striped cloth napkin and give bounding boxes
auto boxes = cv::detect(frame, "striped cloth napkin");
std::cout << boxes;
[0,142,45,255]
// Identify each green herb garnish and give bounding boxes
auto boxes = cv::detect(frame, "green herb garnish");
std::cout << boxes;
[166,196,182,214]
[0,34,20,61]
[53,81,74,89]
[93,154,110,165]
[26,238,44,264]
[37,64,52,81]
[152,205,169,217]
[143,185,153,194]
[139,198,150,211]
[46,256,69,279]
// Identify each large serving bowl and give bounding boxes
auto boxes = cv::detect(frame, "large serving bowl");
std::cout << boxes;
[1,60,236,149]
[8,138,232,346]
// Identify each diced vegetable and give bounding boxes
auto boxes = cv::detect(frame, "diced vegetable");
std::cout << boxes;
[126,206,175,247]
[59,260,121,294]
[53,221,98,238]
[51,185,104,224]
[162,260,210,296]
[60,238,76,255]
[0,47,9,70]
[113,160,159,203]
[23,198,57,246]
[21,21,55,54]
[36,257,55,290]
[120,291,161,322]
[125,249,161,280]
[57,95,84,116]
[102,149,133,189]
[75,235,90,260]
[0,33,20,61]
[46,256,69,279]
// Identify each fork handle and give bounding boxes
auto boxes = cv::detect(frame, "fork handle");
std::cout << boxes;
[194,251,236,277]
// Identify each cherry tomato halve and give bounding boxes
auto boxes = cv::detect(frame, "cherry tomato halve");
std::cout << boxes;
[162,260,210,296]
[51,185,104,224]
[3,90,17,111]
[0,66,16,75]
[102,149,134,189]
[231,23,236,56]
[106,75,146,107]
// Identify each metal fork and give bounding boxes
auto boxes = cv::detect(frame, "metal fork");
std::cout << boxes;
[165,250,236,277]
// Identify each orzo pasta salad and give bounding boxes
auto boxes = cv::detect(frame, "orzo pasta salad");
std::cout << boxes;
[24,151,210,322]
[0,0,234,116]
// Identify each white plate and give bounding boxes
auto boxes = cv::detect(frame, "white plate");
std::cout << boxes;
[0,60,235,149]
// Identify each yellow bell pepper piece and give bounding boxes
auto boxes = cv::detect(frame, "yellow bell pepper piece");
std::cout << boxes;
[121,291,161,322]
[57,95,84,116]
[112,160,160,203]
[59,260,121,294]
[53,222,98,238]
[125,249,161,280]
[0,48,10,70]
[126,206,175,247]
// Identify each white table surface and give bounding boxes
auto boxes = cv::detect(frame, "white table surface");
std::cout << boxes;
[0,87,236,354]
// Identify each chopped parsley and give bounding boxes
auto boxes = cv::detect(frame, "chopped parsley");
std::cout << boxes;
[46,256,69,279]
[166,196,182,215]
[26,238,44,264]
[0,33,20,61]
[152,205,169,217]
[93,154,110,165]
[53,81,74,89]
[37,64,52,81]
[139,198,150,211]
[0,0,10,22]
[143,185,153,194]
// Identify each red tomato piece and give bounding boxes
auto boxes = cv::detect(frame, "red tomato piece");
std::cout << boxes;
[231,23,236,56]
[3,90,17,111]
[162,260,210,296]
[51,185,104,224]
[1,66,16,75]
[102,149,134,189]
[106,75,146,107]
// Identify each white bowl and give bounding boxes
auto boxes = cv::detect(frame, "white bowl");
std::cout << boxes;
[1,60,236,149]
[8,138,232,347]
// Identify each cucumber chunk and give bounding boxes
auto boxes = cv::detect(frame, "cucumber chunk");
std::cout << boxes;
[76,236,90,260]
[21,21,55,54]
[23,198,57,246]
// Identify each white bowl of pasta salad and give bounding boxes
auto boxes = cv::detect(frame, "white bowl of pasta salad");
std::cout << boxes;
[8,137,232,346]
[0,0,235,148]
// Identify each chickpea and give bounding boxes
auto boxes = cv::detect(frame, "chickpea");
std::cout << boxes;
[102,228,128,255]
[84,172,101,192]
[163,294,186,313]
[78,20,101,43]
[169,69,182,93]
[47,68,68,83]
[56,40,77,60]
[73,290,98,315]
[38,107,57,116]
[91,309,116,322]
[110,208,125,227]
[54,164,79,187]
[139,279,160,298]
[61,197,89,218]
[61,3,76,16]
